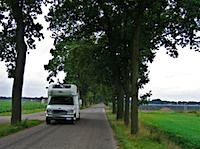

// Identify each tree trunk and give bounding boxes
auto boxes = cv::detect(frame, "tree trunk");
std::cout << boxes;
[124,69,131,126]
[11,0,27,125]
[112,95,116,114]
[131,0,145,134]
[114,64,123,120]
[117,85,123,119]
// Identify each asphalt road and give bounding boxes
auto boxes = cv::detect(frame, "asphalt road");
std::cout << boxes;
[0,103,117,149]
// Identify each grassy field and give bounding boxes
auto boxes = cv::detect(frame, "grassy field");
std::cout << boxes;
[0,100,46,116]
[106,107,200,149]
[1,101,200,149]
[0,100,46,138]
[140,110,200,149]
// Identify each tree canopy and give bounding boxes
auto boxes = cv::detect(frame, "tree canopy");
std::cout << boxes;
[45,0,199,134]
[0,0,44,76]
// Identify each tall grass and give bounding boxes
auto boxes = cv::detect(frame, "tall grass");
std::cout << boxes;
[106,110,181,149]
[0,101,45,138]
[106,105,200,149]
[140,111,200,149]
[0,120,43,138]
[0,100,46,115]
[0,100,11,113]
[22,101,46,112]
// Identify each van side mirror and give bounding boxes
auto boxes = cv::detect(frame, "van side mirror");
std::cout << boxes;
[79,99,82,105]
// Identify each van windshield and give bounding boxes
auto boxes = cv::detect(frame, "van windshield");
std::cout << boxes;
[49,97,74,105]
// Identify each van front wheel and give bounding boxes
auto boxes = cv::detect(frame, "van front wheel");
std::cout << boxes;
[46,118,51,124]
[77,112,80,120]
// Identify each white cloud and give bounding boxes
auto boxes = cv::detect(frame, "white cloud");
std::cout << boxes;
[0,63,13,96]
[140,47,200,101]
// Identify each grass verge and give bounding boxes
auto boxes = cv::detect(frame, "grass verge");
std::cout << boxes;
[140,111,200,149]
[0,120,44,138]
[106,108,181,149]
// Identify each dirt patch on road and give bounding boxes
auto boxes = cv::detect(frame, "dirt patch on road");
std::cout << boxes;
[29,115,45,121]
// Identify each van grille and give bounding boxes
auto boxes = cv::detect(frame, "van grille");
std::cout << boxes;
[53,110,68,115]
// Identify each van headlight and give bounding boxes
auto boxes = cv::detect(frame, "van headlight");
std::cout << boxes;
[68,109,74,114]
[46,109,53,114]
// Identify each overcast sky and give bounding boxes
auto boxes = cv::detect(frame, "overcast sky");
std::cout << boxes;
[0,6,200,102]
[140,47,200,102]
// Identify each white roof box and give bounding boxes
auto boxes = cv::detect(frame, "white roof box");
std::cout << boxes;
[48,84,78,96]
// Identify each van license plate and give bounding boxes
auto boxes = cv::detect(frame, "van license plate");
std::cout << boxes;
[66,118,71,120]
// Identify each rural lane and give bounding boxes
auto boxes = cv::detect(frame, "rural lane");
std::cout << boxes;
[0,103,117,149]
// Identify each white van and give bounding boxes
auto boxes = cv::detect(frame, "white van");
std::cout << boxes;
[46,84,82,124]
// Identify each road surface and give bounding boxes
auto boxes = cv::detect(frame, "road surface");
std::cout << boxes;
[0,103,117,149]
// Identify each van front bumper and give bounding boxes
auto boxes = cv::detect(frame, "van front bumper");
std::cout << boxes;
[46,113,76,121]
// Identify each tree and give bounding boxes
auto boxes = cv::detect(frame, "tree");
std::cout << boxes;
[129,0,199,134]
[45,0,152,123]
[44,36,116,106]
[0,0,44,124]
[45,0,199,135]
[46,0,133,120]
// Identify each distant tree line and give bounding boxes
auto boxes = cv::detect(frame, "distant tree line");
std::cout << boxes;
[149,99,200,105]
[0,96,47,101]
